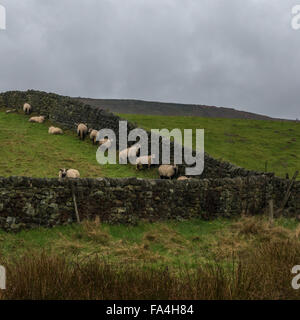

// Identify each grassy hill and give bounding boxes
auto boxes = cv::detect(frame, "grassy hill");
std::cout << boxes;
[120,114,300,179]
[0,109,299,179]
[0,111,157,179]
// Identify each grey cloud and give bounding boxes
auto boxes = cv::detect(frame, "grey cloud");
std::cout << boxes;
[0,0,299,119]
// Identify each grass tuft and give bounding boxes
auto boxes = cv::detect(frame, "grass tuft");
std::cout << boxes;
[1,239,300,300]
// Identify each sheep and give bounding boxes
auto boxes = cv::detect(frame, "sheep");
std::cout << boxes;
[29,116,45,123]
[136,154,156,170]
[48,126,63,135]
[6,109,17,114]
[119,144,141,163]
[119,148,130,163]
[58,168,80,179]
[158,164,178,180]
[99,138,113,149]
[177,176,190,181]
[23,103,32,115]
[128,143,141,160]
[98,138,108,146]
[88,129,98,145]
[76,123,88,141]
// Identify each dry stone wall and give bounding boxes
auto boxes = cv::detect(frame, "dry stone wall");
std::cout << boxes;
[0,176,299,232]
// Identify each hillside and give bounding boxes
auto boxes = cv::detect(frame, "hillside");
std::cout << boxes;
[0,106,299,179]
[76,97,276,120]
[0,111,157,179]
[119,113,300,179]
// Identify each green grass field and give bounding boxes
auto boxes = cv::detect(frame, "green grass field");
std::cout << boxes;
[0,216,298,270]
[2,216,300,299]
[0,111,157,179]
[1,109,300,299]
[120,114,300,178]
[1,110,299,179]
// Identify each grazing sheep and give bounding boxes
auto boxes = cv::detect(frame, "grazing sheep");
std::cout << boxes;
[58,168,80,179]
[99,138,113,149]
[88,129,98,145]
[23,103,32,115]
[119,144,141,163]
[119,147,130,163]
[136,154,156,170]
[48,126,63,135]
[76,123,88,141]
[128,144,141,160]
[158,165,178,180]
[98,138,108,146]
[6,109,17,114]
[29,116,45,123]
[177,176,190,181]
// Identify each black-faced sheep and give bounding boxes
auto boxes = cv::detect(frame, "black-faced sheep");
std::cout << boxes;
[136,154,156,170]
[23,103,32,115]
[49,126,63,135]
[158,165,178,180]
[29,116,45,123]
[76,123,88,141]
[88,129,98,145]
[58,168,80,179]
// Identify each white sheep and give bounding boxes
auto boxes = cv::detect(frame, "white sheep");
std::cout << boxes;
[88,129,98,145]
[76,123,88,140]
[6,109,17,114]
[23,103,32,115]
[119,148,129,163]
[99,138,113,149]
[177,176,190,181]
[29,116,45,123]
[119,144,141,163]
[158,165,178,180]
[58,168,80,179]
[136,154,156,170]
[48,126,63,135]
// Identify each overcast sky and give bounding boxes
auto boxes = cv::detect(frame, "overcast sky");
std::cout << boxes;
[0,0,299,119]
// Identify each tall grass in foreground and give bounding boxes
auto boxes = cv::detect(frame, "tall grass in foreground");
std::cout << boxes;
[1,239,300,300]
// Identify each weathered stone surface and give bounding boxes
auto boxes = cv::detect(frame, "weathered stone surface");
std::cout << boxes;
[0,176,298,232]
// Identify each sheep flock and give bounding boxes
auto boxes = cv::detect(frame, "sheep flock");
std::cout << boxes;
[5,102,190,181]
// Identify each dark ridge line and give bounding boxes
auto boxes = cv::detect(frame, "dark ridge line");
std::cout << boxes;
[74,97,285,121]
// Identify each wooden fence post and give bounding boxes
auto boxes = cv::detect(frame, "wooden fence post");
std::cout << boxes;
[269,199,274,223]
[277,171,299,215]
[71,183,80,223]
